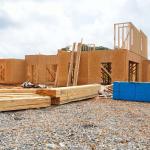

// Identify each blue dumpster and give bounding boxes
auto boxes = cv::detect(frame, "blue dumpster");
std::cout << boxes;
[113,82,150,102]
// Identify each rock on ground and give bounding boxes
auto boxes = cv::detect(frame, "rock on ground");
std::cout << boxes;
[0,97,149,150]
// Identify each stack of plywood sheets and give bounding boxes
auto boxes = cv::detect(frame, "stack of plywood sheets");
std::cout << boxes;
[37,84,100,105]
[0,89,51,112]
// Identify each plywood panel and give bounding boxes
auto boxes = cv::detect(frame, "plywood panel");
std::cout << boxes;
[25,55,57,84]
[78,52,88,85]
[56,51,70,86]
[88,50,113,84]
[88,50,127,84]
[0,59,25,84]
[112,50,127,82]
[142,60,150,82]
[125,50,146,82]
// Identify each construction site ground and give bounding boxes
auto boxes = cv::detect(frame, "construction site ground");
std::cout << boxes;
[0,97,149,150]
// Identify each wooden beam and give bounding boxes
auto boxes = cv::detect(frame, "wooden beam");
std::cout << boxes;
[67,43,76,86]
[46,67,56,81]
[101,65,111,78]
[0,94,51,111]
[37,84,101,105]
[73,41,82,86]
[0,89,37,93]
[0,88,52,111]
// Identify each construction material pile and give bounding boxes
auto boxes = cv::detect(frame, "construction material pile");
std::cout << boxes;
[98,84,113,98]
[37,84,101,105]
[0,89,51,112]
[0,84,100,112]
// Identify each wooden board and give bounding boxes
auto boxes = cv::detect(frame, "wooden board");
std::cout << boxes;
[0,90,51,112]
[25,55,58,84]
[0,59,26,84]
[37,84,100,105]
[0,89,37,93]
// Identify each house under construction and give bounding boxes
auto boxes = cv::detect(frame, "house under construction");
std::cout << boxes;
[0,22,149,87]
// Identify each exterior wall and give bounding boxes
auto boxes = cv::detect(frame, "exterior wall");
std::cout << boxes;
[111,50,127,82]
[56,51,70,86]
[56,51,89,86]
[78,52,88,85]
[142,60,150,82]
[56,49,146,86]
[88,50,127,84]
[125,51,146,82]
[0,49,148,86]
[25,55,57,84]
[0,59,25,84]
[0,50,150,86]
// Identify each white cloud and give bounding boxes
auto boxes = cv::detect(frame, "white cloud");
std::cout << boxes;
[0,0,149,58]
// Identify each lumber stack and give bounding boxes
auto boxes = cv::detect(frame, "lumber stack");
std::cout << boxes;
[37,84,100,105]
[0,89,51,112]
[0,88,37,93]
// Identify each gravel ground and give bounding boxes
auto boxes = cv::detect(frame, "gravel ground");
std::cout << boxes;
[0,97,150,150]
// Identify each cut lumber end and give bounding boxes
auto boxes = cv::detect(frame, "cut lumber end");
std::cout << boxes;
[36,89,56,96]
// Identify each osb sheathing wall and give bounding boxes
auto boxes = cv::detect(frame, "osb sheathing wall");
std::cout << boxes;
[56,51,70,86]
[25,55,57,84]
[125,50,146,82]
[0,59,25,84]
[88,49,147,84]
[142,60,150,82]
[56,50,129,86]
[88,50,127,84]
[78,52,88,85]
[56,49,146,86]
[56,51,89,86]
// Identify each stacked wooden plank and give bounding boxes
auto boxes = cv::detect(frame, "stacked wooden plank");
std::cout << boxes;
[37,84,100,105]
[0,89,51,112]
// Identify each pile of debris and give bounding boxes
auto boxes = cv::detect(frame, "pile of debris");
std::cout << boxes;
[98,84,113,98]
[21,81,47,88]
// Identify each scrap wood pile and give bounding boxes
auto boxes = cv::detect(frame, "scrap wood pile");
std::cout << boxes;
[98,84,113,98]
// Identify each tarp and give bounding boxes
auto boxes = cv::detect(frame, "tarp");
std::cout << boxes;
[113,82,150,102]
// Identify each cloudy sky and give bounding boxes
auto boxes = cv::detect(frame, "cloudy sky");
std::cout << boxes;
[0,0,149,58]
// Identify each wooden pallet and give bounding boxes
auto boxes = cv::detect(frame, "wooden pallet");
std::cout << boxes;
[37,84,100,105]
[0,89,51,112]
